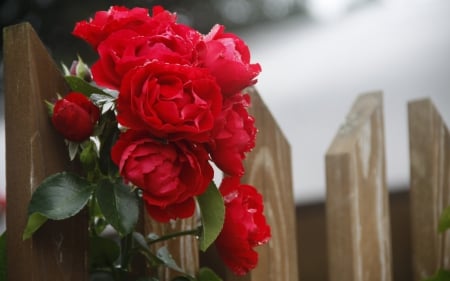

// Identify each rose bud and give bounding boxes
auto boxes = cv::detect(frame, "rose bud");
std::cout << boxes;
[69,58,93,82]
[51,92,100,142]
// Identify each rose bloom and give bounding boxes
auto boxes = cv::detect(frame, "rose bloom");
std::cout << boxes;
[209,93,256,176]
[111,130,213,222]
[116,61,222,143]
[51,92,100,142]
[198,24,261,96]
[89,12,202,89]
[86,6,204,89]
[73,6,164,49]
[215,176,271,276]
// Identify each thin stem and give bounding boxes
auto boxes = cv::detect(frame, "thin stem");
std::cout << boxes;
[147,228,201,245]
[121,233,133,269]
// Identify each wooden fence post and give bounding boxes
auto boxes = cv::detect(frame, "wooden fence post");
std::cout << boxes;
[241,88,299,281]
[325,92,392,281]
[408,98,450,281]
[4,23,88,280]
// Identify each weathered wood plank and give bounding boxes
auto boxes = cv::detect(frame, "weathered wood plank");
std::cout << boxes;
[325,92,392,281]
[408,98,450,281]
[4,23,88,281]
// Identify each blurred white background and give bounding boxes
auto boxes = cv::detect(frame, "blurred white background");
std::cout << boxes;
[238,0,450,203]
[1,0,450,206]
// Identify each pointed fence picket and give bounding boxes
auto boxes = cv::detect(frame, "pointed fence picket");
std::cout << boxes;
[318,92,450,281]
[408,98,450,281]
[325,92,392,281]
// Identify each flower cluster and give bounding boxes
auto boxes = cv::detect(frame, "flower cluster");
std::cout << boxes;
[36,5,270,277]
[71,6,260,223]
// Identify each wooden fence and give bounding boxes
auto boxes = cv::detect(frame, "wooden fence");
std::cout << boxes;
[323,92,450,281]
[3,22,450,281]
[3,23,299,281]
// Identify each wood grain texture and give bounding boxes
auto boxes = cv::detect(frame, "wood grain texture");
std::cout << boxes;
[145,214,199,280]
[221,87,299,281]
[325,92,392,281]
[408,99,450,281]
[3,23,88,281]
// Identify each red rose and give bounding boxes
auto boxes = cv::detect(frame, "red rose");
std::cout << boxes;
[198,24,261,96]
[215,176,271,276]
[116,62,222,142]
[91,23,202,89]
[51,92,100,142]
[72,6,156,49]
[111,130,213,222]
[209,93,256,176]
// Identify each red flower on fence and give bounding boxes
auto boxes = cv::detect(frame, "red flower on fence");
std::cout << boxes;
[216,176,271,275]
[116,61,222,142]
[111,130,213,222]
[32,5,268,279]
[199,24,261,97]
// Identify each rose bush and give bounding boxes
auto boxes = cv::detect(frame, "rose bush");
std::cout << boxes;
[215,176,271,275]
[51,92,100,142]
[24,6,270,280]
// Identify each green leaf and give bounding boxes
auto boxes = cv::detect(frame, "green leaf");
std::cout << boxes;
[96,180,139,236]
[65,76,106,98]
[28,172,93,219]
[0,232,6,280]
[90,236,120,269]
[198,267,222,281]
[98,112,119,177]
[156,246,184,273]
[196,182,225,252]
[132,232,151,252]
[438,205,450,233]
[23,213,48,240]
[23,172,93,239]
[423,269,450,281]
